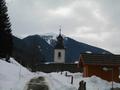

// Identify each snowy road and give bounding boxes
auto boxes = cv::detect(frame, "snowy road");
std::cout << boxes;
[25,73,77,90]
[47,73,77,90]
[26,77,49,90]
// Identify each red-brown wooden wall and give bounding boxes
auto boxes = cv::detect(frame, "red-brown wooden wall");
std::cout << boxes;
[83,65,119,82]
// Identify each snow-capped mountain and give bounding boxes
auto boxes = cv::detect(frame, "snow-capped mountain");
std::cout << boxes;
[40,33,111,62]
[12,34,111,67]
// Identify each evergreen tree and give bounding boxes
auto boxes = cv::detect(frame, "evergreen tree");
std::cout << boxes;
[0,0,13,62]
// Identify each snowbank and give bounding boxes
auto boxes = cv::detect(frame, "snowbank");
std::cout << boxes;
[0,58,34,90]
[0,58,120,90]
[49,72,120,90]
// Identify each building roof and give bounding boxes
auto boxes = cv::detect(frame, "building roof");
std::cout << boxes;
[54,34,65,49]
[80,54,120,65]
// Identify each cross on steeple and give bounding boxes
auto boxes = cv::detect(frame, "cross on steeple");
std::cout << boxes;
[59,25,61,35]
[54,25,65,63]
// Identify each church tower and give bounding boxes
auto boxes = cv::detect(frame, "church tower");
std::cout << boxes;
[54,29,65,63]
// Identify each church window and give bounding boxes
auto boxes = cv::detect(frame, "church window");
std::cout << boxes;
[58,52,61,58]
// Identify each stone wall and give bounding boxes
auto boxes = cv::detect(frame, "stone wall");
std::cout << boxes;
[32,63,82,73]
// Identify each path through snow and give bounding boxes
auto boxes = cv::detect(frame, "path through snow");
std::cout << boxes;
[46,73,77,90]
[26,76,49,90]
[25,72,77,90]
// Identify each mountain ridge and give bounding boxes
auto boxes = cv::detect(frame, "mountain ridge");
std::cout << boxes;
[12,34,111,67]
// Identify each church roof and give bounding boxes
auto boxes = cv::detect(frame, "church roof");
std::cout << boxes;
[57,34,63,40]
[54,34,65,49]
[80,53,120,65]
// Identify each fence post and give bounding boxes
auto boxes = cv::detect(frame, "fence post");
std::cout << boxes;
[71,76,73,84]
[65,72,73,84]
[78,80,86,90]
[65,72,67,76]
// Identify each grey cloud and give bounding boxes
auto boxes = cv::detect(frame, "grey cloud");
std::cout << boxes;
[6,0,120,54]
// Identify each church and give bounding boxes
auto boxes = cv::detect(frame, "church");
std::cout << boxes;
[34,30,80,72]
[54,30,65,63]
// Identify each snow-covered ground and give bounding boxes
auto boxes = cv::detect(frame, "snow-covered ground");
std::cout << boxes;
[0,58,120,90]
[0,58,34,90]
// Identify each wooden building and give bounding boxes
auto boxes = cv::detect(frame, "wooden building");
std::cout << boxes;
[79,54,120,82]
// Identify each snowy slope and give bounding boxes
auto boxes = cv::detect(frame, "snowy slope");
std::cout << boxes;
[0,58,34,90]
[40,33,66,45]
[34,72,120,90]
[13,34,111,65]
[49,72,120,90]
[39,33,111,63]
[40,33,58,45]
[0,58,120,90]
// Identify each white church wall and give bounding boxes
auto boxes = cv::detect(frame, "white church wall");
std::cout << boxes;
[54,49,65,63]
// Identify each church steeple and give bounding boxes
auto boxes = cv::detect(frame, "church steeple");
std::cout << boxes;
[54,27,65,49]
[54,28,65,63]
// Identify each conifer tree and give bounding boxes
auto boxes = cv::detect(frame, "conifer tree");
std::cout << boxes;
[0,0,13,62]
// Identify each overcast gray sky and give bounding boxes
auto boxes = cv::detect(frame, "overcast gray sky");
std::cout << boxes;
[6,0,120,54]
